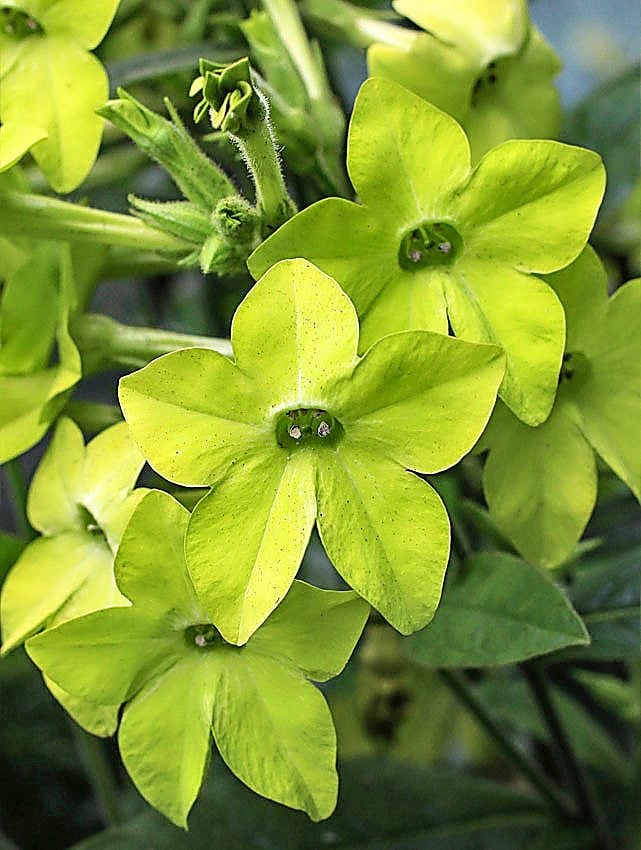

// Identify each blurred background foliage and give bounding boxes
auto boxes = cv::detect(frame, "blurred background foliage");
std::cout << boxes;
[0,0,639,848]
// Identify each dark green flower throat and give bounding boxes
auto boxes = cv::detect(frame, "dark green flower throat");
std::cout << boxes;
[1,7,43,36]
[276,408,343,449]
[398,222,462,270]
[185,623,225,649]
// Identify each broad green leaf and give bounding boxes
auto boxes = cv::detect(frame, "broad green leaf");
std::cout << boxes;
[187,451,317,645]
[249,582,369,682]
[348,78,471,219]
[445,259,565,425]
[114,490,201,620]
[1,532,114,654]
[574,279,641,500]
[483,402,597,568]
[26,608,175,705]
[119,348,268,487]
[0,121,47,171]
[24,0,120,49]
[331,330,503,473]
[394,0,528,62]
[316,447,449,634]
[455,140,605,274]
[0,36,107,193]
[70,757,580,850]
[119,657,216,828]
[45,676,119,737]
[27,417,85,535]
[231,260,358,406]
[406,552,589,667]
[213,651,337,821]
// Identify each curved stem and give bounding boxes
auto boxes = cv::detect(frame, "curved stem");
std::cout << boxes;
[71,725,122,827]
[521,664,614,850]
[439,669,574,821]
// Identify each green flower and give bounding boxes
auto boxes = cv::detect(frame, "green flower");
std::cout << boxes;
[119,259,504,644]
[27,489,370,826]
[0,240,81,463]
[373,0,561,160]
[190,57,257,133]
[481,247,641,568]
[1,418,146,654]
[0,0,120,191]
[249,78,605,426]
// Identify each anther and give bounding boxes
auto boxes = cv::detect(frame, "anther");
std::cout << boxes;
[317,421,331,438]
[289,424,302,440]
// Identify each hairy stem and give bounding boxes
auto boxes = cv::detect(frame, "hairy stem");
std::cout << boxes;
[439,669,573,821]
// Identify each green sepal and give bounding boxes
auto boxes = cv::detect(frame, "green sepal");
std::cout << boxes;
[98,90,236,210]
[128,197,212,245]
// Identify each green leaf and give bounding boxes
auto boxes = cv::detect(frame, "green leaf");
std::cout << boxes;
[406,552,589,667]
[119,657,216,828]
[70,757,583,849]
[231,259,359,407]
[331,330,504,473]
[186,450,317,645]
[1,36,107,192]
[455,139,605,274]
[316,447,450,634]
[483,400,598,568]
[348,78,471,220]
[18,0,120,49]
[247,581,369,682]
[0,121,47,171]
[213,651,338,821]
[118,348,267,487]
[445,259,565,425]
[1,533,117,654]
[394,0,528,62]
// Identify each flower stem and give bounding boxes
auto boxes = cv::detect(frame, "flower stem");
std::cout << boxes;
[71,726,122,827]
[439,669,573,821]
[5,459,33,540]
[71,313,232,373]
[301,0,413,50]
[64,401,123,433]
[520,663,614,850]
[0,192,191,255]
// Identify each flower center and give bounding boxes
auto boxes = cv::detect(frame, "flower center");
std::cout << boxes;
[78,505,106,540]
[275,408,343,448]
[1,7,42,36]
[185,623,225,649]
[398,222,462,270]
[471,59,504,105]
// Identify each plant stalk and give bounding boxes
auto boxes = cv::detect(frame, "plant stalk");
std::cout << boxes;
[5,459,32,540]
[0,192,190,255]
[64,401,123,433]
[439,669,573,821]
[71,726,122,827]
[521,663,614,850]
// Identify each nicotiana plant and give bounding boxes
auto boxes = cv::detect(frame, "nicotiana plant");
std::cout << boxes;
[0,0,639,847]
